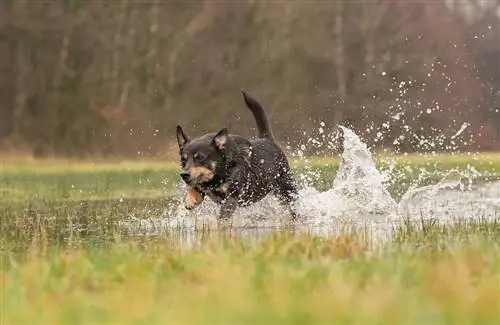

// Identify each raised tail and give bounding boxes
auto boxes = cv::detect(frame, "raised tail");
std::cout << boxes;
[241,90,275,140]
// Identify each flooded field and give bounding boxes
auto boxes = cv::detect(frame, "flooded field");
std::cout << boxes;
[118,127,500,247]
[3,127,500,325]
[3,127,500,251]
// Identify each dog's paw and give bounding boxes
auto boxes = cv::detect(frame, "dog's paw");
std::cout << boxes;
[184,187,204,210]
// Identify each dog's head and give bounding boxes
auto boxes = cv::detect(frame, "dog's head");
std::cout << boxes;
[176,125,230,186]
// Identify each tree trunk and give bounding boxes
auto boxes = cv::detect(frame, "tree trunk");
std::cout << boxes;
[13,37,28,138]
[164,1,217,115]
[334,0,345,125]
[145,0,159,106]
[111,0,128,105]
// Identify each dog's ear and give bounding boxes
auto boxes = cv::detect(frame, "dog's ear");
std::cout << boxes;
[176,125,189,149]
[212,128,228,150]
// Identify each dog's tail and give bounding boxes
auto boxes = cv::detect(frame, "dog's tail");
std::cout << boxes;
[241,90,275,140]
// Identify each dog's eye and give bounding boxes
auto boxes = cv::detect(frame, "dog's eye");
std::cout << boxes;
[193,153,206,161]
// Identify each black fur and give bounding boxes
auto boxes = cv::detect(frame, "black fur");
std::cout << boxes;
[176,90,298,220]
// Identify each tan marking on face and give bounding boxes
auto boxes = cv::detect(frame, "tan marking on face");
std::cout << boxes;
[188,166,214,182]
[184,187,204,210]
[211,161,217,169]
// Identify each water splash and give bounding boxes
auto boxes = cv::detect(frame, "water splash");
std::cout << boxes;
[399,169,500,222]
[292,126,399,227]
[119,126,500,244]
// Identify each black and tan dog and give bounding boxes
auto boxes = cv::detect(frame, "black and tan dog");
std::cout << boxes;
[175,90,298,221]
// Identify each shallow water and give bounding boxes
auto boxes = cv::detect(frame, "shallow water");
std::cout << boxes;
[119,126,500,246]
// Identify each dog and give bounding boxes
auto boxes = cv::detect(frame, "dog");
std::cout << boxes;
[175,90,298,221]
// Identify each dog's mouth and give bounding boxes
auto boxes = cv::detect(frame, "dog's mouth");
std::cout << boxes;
[180,166,214,185]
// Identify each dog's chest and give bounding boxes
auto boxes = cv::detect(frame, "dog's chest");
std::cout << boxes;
[204,188,227,204]
[199,177,272,206]
[199,182,230,204]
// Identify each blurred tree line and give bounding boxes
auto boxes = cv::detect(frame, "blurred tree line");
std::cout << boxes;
[0,0,499,158]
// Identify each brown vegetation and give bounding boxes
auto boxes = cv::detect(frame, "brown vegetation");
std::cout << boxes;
[0,0,499,158]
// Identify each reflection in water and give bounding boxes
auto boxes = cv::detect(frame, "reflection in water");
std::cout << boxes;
[119,127,500,246]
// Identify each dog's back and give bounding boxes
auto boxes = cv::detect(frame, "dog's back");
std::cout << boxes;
[233,91,298,209]
[240,90,290,184]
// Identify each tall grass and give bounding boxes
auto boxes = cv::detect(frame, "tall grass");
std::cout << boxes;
[3,224,500,325]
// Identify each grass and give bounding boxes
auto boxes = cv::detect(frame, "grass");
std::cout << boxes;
[2,152,500,201]
[1,153,500,324]
[3,224,500,324]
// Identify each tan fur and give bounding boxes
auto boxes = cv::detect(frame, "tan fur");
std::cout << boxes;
[184,187,204,209]
[219,181,231,193]
[188,166,214,182]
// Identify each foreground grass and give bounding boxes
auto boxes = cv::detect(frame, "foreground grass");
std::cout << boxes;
[3,221,500,325]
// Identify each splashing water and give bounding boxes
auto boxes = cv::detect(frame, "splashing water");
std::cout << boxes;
[120,126,500,244]
[295,126,398,222]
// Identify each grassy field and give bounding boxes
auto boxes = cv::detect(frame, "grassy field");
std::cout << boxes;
[1,153,500,324]
[2,152,500,201]
[3,222,500,324]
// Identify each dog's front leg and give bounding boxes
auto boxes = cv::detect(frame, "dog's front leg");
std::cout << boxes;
[217,166,243,222]
[184,187,205,210]
[221,165,244,196]
[219,197,238,220]
[216,197,238,229]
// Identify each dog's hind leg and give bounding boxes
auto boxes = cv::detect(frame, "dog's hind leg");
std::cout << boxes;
[275,173,299,221]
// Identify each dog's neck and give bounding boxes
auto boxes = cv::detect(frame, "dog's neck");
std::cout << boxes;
[200,174,226,189]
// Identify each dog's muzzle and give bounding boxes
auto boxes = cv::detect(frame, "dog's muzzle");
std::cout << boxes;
[180,171,191,183]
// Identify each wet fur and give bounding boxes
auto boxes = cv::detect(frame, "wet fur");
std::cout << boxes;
[176,90,298,221]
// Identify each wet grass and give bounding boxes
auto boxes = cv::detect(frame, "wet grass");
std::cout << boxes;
[1,153,500,324]
[3,220,500,324]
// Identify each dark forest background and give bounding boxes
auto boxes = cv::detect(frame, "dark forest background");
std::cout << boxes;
[0,0,499,158]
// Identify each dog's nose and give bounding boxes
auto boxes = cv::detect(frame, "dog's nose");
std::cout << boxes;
[180,171,190,181]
